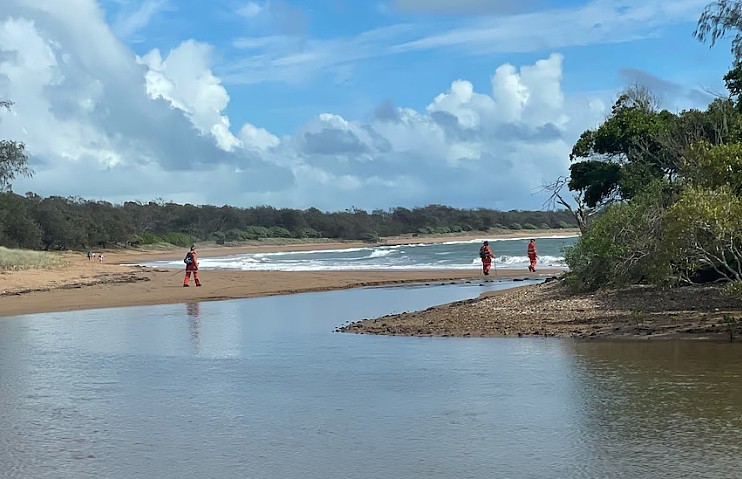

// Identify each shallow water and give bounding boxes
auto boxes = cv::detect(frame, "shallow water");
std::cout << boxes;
[1,282,741,479]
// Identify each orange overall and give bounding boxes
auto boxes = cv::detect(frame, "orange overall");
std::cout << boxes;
[480,244,494,275]
[184,250,201,287]
[527,241,537,272]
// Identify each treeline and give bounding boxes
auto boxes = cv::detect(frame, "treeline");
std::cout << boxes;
[558,1,742,293]
[0,193,577,251]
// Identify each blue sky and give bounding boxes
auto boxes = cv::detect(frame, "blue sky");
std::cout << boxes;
[0,0,734,211]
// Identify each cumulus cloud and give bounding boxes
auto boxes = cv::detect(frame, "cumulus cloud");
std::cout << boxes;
[138,40,241,151]
[1,0,609,211]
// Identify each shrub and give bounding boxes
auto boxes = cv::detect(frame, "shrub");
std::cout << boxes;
[269,226,292,238]
[564,181,671,291]
[509,223,523,230]
[137,232,164,245]
[161,232,192,247]
[523,223,538,229]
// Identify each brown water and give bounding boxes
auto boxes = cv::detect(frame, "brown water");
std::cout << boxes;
[1,283,741,478]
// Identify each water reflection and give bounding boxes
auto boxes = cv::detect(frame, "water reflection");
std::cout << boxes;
[186,302,201,354]
[1,285,742,479]
[564,341,742,478]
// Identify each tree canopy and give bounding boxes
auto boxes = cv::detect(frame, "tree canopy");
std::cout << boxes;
[559,1,742,292]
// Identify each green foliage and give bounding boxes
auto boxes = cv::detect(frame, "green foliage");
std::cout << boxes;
[294,227,322,238]
[0,191,576,252]
[509,223,522,230]
[568,161,622,207]
[243,226,272,239]
[662,186,742,283]
[720,314,740,342]
[161,232,192,247]
[0,102,34,191]
[523,223,538,229]
[269,226,292,238]
[681,141,742,194]
[695,0,742,64]
[138,232,165,245]
[564,181,671,291]
[722,281,742,299]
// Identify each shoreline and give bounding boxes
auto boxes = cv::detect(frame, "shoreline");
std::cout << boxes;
[1,230,568,318]
[339,280,742,342]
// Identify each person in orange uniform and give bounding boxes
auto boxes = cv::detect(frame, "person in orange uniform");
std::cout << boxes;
[479,241,495,276]
[527,239,538,272]
[183,245,202,287]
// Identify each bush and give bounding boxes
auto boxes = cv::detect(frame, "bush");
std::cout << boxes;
[723,281,742,300]
[557,221,573,229]
[269,226,292,238]
[509,223,523,230]
[210,231,226,245]
[137,232,164,245]
[662,185,742,284]
[161,232,192,247]
[243,226,272,239]
[564,181,671,291]
[295,227,322,238]
[539,223,551,229]
[523,223,538,229]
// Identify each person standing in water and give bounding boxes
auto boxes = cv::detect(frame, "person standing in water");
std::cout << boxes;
[183,245,202,287]
[527,238,538,272]
[479,241,495,276]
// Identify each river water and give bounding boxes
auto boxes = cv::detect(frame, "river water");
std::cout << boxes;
[1,282,741,478]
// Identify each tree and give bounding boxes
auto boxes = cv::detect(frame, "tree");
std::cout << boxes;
[695,1,742,63]
[566,85,675,209]
[540,176,594,234]
[0,100,33,191]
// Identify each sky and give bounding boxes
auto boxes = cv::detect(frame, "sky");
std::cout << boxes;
[0,0,734,212]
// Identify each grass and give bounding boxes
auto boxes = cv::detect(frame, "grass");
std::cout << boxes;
[0,246,68,271]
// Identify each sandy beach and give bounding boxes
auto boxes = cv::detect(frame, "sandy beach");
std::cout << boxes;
[2,228,741,341]
[0,231,566,317]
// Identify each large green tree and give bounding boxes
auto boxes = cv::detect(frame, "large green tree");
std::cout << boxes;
[0,100,33,191]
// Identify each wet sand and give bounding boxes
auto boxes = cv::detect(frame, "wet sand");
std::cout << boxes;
[340,280,742,341]
[0,232,564,317]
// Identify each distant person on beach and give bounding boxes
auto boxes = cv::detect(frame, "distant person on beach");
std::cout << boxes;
[87,251,93,261]
[183,245,201,287]
[479,241,495,276]
[527,239,538,272]
[98,253,104,263]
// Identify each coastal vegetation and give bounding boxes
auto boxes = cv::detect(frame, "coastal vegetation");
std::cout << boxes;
[550,1,742,297]
[0,193,576,250]
[0,246,66,271]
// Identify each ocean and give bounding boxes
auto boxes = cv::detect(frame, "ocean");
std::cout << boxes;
[142,235,578,271]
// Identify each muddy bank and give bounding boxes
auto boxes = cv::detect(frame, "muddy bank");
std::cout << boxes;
[339,279,742,341]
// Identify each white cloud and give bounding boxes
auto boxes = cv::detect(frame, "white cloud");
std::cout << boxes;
[112,0,169,40]
[1,0,613,211]
[223,0,706,85]
[138,40,241,151]
[237,1,264,19]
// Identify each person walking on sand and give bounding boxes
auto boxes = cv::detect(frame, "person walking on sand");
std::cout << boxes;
[87,250,93,261]
[479,241,495,276]
[183,245,201,287]
[527,238,538,272]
